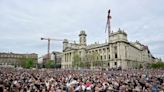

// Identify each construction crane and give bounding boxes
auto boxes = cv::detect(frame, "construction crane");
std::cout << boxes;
[105,9,112,42]
[41,37,63,61]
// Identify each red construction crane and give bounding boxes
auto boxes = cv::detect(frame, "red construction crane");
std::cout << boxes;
[41,37,63,60]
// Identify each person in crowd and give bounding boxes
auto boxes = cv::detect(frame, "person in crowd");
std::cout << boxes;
[0,67,163,92]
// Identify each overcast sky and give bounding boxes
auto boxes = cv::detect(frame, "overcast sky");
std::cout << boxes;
[0,0,164,59]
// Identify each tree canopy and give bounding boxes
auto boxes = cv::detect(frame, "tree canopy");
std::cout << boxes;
[150,62,164,68]
[72,54,81,69]
[20,58,35,68]
[86,52,101,69]
[44,60,55,68]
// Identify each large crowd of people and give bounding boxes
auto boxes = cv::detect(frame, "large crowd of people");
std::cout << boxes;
[0,67,164,92]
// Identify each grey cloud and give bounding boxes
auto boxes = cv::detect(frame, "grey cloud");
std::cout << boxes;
[0,0,164,59]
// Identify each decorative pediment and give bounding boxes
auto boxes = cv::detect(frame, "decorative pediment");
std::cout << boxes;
[64,47,72,51]
[63,47,79,52]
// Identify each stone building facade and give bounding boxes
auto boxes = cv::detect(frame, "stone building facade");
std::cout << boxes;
[61,28,155,69]
[0,52,38,67]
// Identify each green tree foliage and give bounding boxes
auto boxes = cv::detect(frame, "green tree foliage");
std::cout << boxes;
[92,52,101,67]
[72,54,81,69]
[86,52,102,68]
[72,52,101,69]
[86,53,93,67]
[45,60,55,68]
[20,58,35,68]
[150,62,164,68]
[86,52,101,69]
[25,58,35,68]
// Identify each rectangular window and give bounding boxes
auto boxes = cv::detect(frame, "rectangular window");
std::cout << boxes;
[108,63,110,66]
[115,53,117,58]
[104,55,106,60]
[99,49,102,53]
[114,46,117,50]
[109,55,110,59]
[103,48,106,54]
[101,56,103,60]
[125,46,127,58]
[107,47,110,52]
[114,62,117,66]
[79,51,81,55]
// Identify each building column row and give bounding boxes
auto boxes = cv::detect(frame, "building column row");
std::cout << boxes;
[65,52,72,62]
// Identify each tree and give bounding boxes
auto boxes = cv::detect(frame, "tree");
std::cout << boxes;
[92,52,101,68]
[20,58,35,68]
[72,54,81,69]
[85,53,93,69]
[44,60,55,68]
[86,52,101,69]
[25,58,35,68]
[139,64,143,69]
[54,63,61,68]
[150,62,164,68]
[18,57,26,67]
